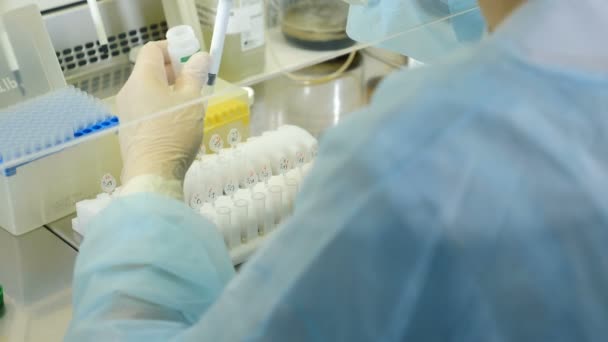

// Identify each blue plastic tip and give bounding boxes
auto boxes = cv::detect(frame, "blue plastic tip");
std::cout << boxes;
[75,132,83,138]
[111,117,119,123]
[83,129,92,134]
[93,125,102,130]
[4,167,16,177]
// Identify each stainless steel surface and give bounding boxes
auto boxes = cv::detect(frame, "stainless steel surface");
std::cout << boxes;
[255,52,365,137]
[46,214,81,251]
[250,48,405,136]
[0,227,77,342]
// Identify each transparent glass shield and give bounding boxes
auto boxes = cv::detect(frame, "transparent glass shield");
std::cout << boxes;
[346,0,484,62]
[249,0,482,86]
[0,5,66,108]
[0,0,485,235]
[0,80,245,172]
[0,74,246,236]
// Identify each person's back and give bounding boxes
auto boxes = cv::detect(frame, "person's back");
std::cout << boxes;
[177,1,608,339]
[67,0,608,340]
[317,1,608,339]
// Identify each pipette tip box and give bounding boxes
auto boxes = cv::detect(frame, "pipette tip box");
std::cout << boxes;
[0,86,122,236]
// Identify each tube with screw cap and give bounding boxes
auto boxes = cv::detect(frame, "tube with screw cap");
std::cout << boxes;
[268,185,283,230]
[234,199,250,243]
[167,25,201,76]
[216,206,232,248]
[252,192,268,236]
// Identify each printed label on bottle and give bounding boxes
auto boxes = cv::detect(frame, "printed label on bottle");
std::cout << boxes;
[190,193,204,209]
[100,174,117,194]
[296,151,306,167]
[239,3,265,52]
[279,157,291,174]
[199,1,264,51]
[206,185,219,203]
[209,134,224,153]
[259,164,272,182]
[228,128,242,147]
[224,180,237,197]
[244,168,258,188]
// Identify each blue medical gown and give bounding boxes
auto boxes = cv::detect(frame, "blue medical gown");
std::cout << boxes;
[67,14,608,342]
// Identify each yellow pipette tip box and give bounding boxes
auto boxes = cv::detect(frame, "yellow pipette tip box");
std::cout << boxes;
[202,79,251,153]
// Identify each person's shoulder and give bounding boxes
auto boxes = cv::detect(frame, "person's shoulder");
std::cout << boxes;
[322,47,501,171]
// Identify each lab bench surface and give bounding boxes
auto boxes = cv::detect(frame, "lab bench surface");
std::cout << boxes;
[0,226,77,342]
[46,215,81,251]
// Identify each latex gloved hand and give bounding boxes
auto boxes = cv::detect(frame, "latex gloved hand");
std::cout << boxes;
[116,41,210,199]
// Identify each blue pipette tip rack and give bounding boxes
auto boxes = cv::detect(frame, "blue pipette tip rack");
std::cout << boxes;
[0,86,119,177]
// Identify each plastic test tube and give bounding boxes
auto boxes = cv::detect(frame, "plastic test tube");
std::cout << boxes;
[285,178,299,215]
[238,153,259,192]
[200,203,217,224]
[215,195,233,209]
[232,148,249,189]
[252,192,268,236]
[216,207,232,248]
[200,160,221,204]
[274,129,301,170]
[244,140,272,184]
[184,160,201,208]
[267,176,290,217]
[234,199,250,243]
[259,132,291,176]
[279,125,318,162]
[268,185,283,230]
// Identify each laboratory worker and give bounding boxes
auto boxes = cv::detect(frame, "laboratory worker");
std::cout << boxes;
[67,0,608,340]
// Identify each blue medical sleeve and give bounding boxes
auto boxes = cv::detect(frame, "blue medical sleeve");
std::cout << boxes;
[66,193,235,342]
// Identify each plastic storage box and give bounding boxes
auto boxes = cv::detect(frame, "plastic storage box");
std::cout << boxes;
[0,134,122,236]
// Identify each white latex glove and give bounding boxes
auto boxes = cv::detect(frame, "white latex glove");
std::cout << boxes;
[116,41,210,199]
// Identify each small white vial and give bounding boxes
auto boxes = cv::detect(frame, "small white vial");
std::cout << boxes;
[268,185,283,229]
[166,25,201,76]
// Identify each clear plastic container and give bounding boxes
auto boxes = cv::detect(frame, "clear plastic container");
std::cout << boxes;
[197,0,266,82]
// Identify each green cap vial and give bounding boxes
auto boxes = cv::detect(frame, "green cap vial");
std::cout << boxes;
[0,284,4,317]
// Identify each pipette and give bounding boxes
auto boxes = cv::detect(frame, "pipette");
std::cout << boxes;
[0,19,24,96]
[207,0,233,88]
[87,0,109,47]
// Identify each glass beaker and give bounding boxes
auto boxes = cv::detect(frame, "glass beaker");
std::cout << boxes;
[279,0,354,50]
